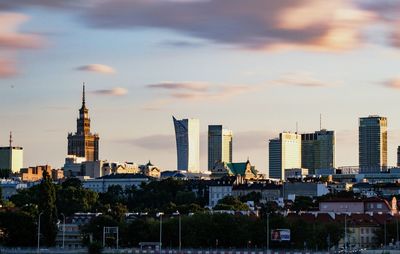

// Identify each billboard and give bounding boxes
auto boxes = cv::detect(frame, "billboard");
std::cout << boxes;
[271,229,290,241]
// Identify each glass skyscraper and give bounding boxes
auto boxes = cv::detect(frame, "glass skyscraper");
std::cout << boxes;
[173,116,200,172]
[268,132,301,180]
[208,125,233,170]
[359,115,387,172]
[301,129,335,174]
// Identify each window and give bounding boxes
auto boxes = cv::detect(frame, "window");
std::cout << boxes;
[377,203,382,209]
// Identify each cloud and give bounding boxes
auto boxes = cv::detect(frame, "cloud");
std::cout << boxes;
[147,82,209,92]
[0,12,45,78]
[145,81,258,110]
[270,72,334,87]
[383,77,400,89]
[91,87,128,96]
[0,59,17,78]
[76,64,116,74]
[82,0,374,52]
[123,134,175,151]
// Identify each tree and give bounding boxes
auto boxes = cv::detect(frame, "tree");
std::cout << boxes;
[0,210,36,246]
[38,170,58,246]
[57,179,98,216]
[214,196,249,211]
[0,186,3,205]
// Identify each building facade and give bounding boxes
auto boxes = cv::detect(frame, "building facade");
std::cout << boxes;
[359,116,387,173]
[301,129,335,174]
[208,125,233,170]
[173,116,200,172]
[67,85,99,161]
[0,146,23,173]
[397,146,400,167]
[269,132,301,180]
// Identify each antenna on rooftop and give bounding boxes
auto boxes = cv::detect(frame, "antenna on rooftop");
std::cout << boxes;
[9,131,12,147]
[320,113,322,131]
[296,121,298,134]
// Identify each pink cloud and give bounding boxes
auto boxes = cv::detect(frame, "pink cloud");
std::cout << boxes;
[383,77,400,89]
[0,13,43,49]
[83,0,374,52]
[76,64,116,74]
[270,72,334,88]
[91,87,128,96]
[0,59,17,78]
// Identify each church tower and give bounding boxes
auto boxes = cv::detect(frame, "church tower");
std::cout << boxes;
[67,84,99,161]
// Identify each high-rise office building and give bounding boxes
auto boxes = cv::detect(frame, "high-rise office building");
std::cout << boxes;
[67,85,99,161]
[0,132,23,173]
[173,116,200,172]
[359,115,387,172]
[301,130,335,174]
[208,125,233,170]
[397,146,400,167]
[268,132,301,180]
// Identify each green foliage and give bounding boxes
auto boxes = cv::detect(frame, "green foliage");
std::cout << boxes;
[81,215,119,246]
[57,178,98,216]
[291,196,317,212]
[240,191,262,204]
[0,169,11,178]
[0,210,36,246]
[0,186,3,205]
[214,195,249,211]
[38,170,58,246]
[88,242,103,254]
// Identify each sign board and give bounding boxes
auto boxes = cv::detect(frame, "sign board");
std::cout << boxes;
[271,229,290,241]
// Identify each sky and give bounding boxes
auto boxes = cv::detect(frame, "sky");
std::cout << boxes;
[2,0,400,173]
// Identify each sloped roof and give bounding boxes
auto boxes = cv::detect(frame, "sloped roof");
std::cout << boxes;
[225,161,257,176]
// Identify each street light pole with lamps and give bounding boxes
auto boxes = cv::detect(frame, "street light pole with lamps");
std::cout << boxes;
[37,212,43,254]
[60,213,65,249]
[157,212,164,254]
[172,211,182,253]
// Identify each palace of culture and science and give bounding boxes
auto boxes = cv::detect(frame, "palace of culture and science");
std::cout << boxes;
[67,85,99,161]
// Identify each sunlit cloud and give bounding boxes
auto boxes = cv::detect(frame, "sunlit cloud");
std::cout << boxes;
[82,0,375,52]
[0,59,17,78]
[270,72,334,87]
[91,87,128,96]
[0,12,45,78]
[383,77,400,89]
[147,82,209,92]
[76,64,116,74]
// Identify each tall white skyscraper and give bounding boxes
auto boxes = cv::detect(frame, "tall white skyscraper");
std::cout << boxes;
[173,116,200,172]
[208,125,233,170]
[268,132,301,180]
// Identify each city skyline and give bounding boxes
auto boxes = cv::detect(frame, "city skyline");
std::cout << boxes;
[3,1,400,172]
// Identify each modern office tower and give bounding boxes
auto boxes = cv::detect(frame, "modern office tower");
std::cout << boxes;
[268,132,301,180]
[301,130,335,174]
[359,115,387,172]
[67,85,99,161]
[173,116,200,172]
[0,132,23,173]
[397,146,400,167]
[208,125,233,170]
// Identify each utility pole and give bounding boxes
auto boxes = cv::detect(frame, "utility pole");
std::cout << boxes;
[37,212,43,254]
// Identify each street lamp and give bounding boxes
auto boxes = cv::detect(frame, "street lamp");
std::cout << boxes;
[172,211,182,254]
[157,212,164,254]
[267,213,270,254]
[37,212,43,254]
[60,213,65,249]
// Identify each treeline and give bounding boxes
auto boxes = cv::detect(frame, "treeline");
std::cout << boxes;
[81,212,343,249]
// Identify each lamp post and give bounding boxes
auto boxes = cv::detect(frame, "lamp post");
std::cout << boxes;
[173,211,182,254]
[396,217,399,248]
[37,212,43,254]
[157,212,164,254]
[344,214,347,253]
[60,213,65,249]
[267,213,270,254]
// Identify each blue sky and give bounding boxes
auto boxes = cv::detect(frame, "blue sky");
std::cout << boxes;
[2,0,400,173]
